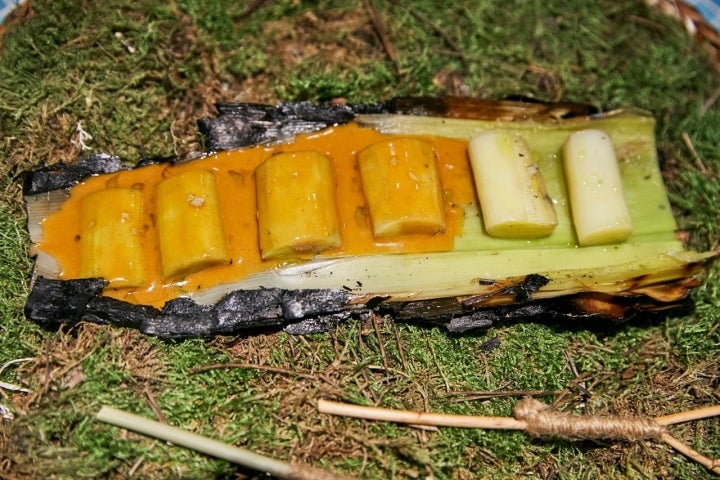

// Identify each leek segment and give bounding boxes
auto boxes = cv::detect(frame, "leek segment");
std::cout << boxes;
[155,170,230,279]
[255,151,342,259]
[357,138,445,237]
[468,132,558,238]
[563,129,633,246]
[79,188,147,288]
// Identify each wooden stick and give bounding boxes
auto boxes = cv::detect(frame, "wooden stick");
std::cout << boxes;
[317,398,720,476]
[96,406,345,480]
[661,432,720,475]
[656,405,720,426]
[317,399,527,431]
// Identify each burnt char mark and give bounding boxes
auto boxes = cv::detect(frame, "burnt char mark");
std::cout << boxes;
[141,297,217,339]
[139,288,356,339]
[214,288,285,333]
[445,310,497,333]
[280,289,353,320]
[198,101,359,152]
[84,296,160,329]
[391,297,465,320]
[284,310,372,335]
[22,154,125,196]
[444,303,547,333]
[506,274,550,303]
[23,279,697,340]
[24,277,108,326]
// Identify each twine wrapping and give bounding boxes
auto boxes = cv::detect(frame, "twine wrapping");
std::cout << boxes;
[514,398,667,441]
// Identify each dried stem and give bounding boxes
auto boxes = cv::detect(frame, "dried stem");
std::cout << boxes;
[364,0,401,76]
[96,406,347,480]
[661,432,720,475]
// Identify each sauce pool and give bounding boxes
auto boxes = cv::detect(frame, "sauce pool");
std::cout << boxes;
[39,122,476,307]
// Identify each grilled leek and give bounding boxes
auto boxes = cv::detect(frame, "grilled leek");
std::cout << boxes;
[23,99,717,338]
[563,129,633,246]
[79,188,147,288]
[155,170,230,279]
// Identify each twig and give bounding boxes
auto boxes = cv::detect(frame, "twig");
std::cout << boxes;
[190,362,316,379]
[656,405,720,426]
[364,0,401,76]
[237,0,272,20]
[0,381,32,395]
[96,406,348,480]
[445,389,561,402]
[386,0,468,69]
[317,398,720,475]
[390,320,408,370]
[0,357,35,397]
[0,357,35,377]
[661,432,720,474]
[143,387,166,424]
[681,131,710,175]
[371,314,389,370]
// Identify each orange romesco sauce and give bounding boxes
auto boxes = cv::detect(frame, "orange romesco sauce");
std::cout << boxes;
[39,123,475,307]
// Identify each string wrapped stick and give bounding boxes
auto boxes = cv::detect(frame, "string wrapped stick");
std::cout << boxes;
[513,397,666,441]
[317,398,720,475]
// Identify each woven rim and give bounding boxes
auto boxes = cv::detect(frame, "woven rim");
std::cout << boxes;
[651,0,720,69]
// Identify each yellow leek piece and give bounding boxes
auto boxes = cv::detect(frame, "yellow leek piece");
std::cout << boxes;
[563,129,633,246]
[255,151,342,260]
[79,188,147,288]
[357,138,445,237]
[155,170,230,278]
[468,131,558,238]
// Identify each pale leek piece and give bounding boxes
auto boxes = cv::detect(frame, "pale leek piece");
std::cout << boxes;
[255,151,342,260]
[357,138,445,237]
[468,131,558,238]
[155,170,230,278]
[563,129,633,246]
[79,188,147,288]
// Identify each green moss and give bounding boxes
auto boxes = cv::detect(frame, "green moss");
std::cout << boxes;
[1,0,719,478]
